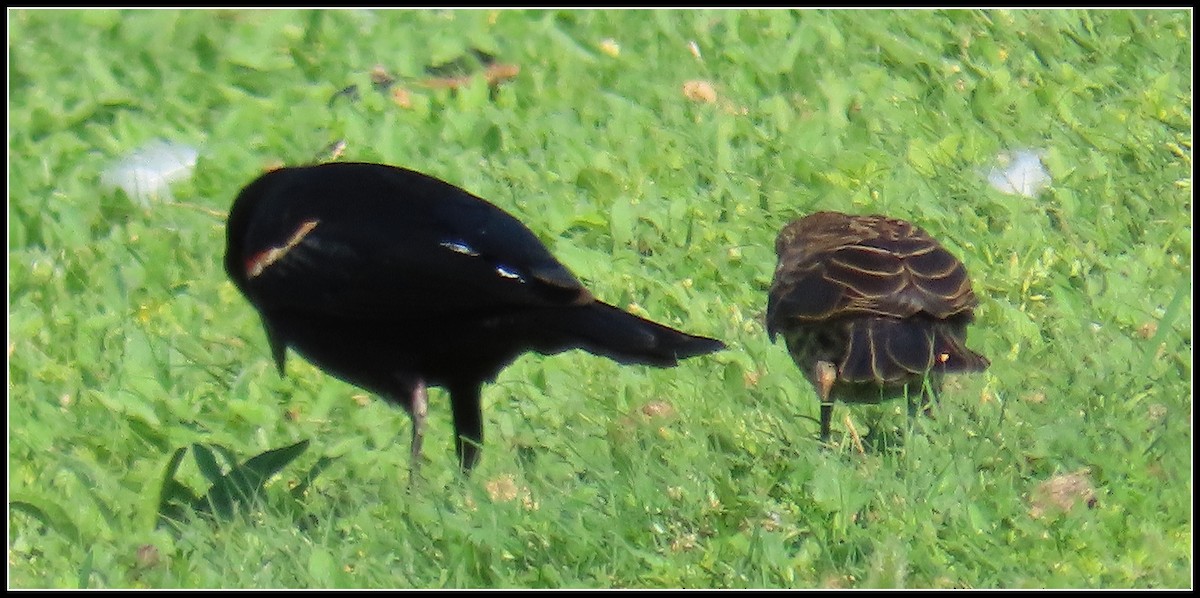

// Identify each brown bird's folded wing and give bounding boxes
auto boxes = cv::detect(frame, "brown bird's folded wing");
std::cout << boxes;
[767,212,977,340]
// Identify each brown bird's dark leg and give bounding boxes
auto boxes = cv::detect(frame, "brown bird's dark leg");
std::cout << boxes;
[449,381,484,474]
[409,380,429,480]
[815,361,838,443]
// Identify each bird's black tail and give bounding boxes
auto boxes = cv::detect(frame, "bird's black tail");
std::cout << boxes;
[541,301,725,367]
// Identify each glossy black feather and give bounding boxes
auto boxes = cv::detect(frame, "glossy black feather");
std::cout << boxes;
[226,162,725,472]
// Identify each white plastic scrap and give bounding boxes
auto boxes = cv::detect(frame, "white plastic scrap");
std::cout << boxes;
[986,149,1051,198]
[100,140,199,206]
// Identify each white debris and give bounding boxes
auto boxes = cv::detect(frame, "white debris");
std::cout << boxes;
[100,140,199,206]
[986,149,1051,198]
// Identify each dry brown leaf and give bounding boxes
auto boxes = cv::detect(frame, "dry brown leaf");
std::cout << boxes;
[1029,468,1098,519]
[682,79,718,104]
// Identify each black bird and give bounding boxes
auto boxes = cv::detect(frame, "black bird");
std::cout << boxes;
[766,211,989,443]
[225,162,725,474]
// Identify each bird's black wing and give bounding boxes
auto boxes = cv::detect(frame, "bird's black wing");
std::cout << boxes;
[227,163,591,322]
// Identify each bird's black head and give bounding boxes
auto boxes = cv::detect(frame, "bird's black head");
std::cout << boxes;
[225,167,292,292]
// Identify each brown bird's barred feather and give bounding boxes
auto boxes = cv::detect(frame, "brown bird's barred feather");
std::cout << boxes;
[766,211,989,441]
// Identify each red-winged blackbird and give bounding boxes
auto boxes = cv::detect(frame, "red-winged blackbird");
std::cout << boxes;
[766,211,989,443]
[225,162,725,474]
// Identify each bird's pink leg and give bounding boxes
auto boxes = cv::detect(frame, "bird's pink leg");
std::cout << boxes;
[409,380,428,480]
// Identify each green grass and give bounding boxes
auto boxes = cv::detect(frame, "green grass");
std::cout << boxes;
[8,8,1192,589]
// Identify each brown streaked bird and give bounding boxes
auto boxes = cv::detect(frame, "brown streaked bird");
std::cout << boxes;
[766,211,989,443]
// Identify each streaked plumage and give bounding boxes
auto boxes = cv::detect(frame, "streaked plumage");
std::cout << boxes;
[766,211,989,442]
[226,162,725,474]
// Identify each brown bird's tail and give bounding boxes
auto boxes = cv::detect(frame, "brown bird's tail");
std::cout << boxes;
[836,316,989,384]
[545,301,725,367]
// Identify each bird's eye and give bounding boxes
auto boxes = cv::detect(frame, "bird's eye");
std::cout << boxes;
[439,240,480,256]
